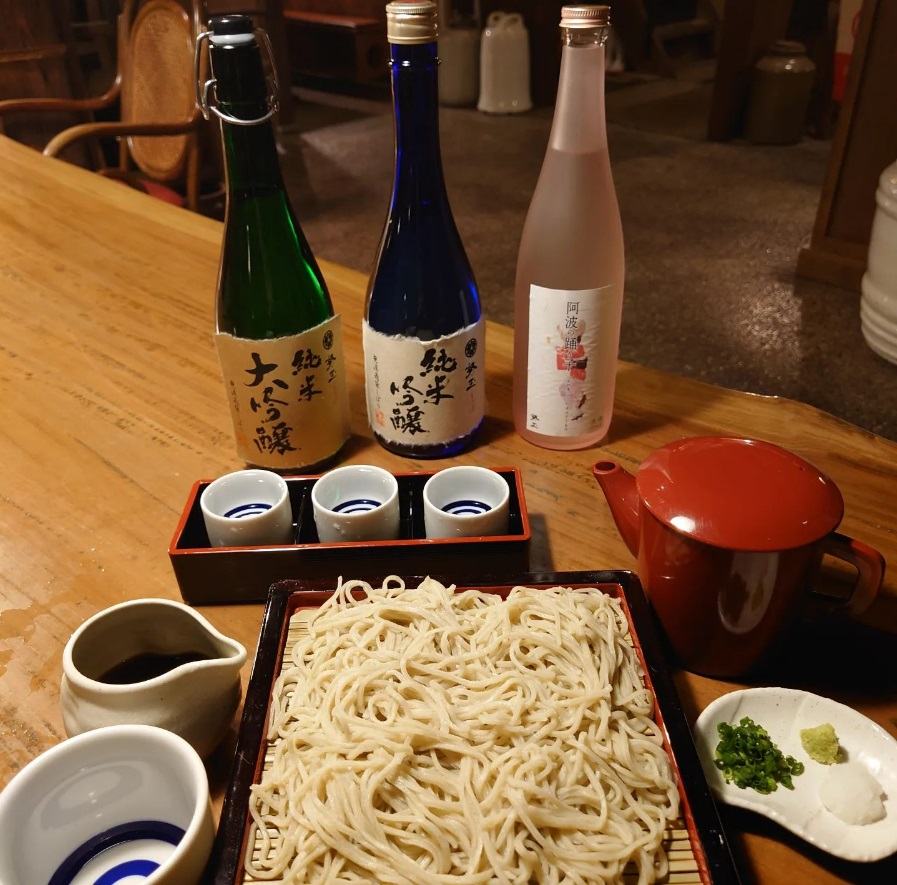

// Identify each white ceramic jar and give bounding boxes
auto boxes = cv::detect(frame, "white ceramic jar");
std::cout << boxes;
[439,24,480,106]
[861,159,897,364]
[478,12,532,114]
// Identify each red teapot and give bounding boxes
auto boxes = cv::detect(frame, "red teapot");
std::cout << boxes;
[593,436,884,677]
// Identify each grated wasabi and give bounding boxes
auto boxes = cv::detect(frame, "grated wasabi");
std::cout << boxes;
[800,723,841,764]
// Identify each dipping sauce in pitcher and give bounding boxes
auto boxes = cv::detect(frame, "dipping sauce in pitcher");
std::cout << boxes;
[99,650,211,685]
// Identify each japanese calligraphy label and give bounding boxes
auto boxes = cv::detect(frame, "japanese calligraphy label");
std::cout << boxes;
[526,284,617,437]
[363,318,485,446]
[215,315,349,469]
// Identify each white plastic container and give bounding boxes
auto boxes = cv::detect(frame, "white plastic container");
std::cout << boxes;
[861,159,897,365]
[477,12,532,114]
[439,24,479,106]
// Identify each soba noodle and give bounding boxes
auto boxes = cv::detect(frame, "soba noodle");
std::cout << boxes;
[246,577,680,884]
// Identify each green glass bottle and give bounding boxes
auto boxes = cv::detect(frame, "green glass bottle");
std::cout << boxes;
[207,15,349,469]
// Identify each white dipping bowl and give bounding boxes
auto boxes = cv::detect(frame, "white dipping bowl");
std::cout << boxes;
[0,725,214,885]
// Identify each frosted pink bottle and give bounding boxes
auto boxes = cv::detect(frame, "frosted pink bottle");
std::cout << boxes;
[512,5,624,450]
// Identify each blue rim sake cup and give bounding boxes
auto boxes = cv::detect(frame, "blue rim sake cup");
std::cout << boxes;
[422,465,510,539]
[0,724,213,885]
[199,469,293,547]
[311,464,400,542]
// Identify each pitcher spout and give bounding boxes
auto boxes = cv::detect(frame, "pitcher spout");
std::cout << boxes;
[592,461,640,556]
[61,598,248,758]
[202,632,247,677]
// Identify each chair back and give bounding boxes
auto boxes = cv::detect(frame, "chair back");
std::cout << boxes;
[120,0,202,182]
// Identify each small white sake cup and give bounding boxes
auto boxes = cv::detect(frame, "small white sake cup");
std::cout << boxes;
[200,469,293,547]
[0,724,214,885]
[311,465,400,543]
[423,466,510,539]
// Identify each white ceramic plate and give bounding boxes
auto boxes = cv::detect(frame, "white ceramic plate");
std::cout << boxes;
[694,687,897,862]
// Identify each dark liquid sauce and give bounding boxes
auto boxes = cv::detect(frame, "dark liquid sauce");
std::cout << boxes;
[98,651,210,684]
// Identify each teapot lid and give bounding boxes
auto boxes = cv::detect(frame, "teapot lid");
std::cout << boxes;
[637,437,843,551]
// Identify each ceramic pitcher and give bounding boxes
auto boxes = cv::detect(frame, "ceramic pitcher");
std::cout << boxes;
[61,598,246,757]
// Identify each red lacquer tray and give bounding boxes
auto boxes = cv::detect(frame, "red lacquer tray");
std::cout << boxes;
[206,570,740,884]
[169,468,529,605]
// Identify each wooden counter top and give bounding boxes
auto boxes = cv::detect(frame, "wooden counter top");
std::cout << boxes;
[1,134,895,883]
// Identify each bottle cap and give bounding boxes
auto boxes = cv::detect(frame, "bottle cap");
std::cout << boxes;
[560,5,611,28]
[386,1,438,45]
[208,13,256,45]
[210,14,253,35]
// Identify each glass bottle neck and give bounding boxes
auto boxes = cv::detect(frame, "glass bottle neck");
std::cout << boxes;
[210,40,285,197]
[550,27,609,153]
[388,41,447,201]
[221,120,283,198]
[562,24,609,48]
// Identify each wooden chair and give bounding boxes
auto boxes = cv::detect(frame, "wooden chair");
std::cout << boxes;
[0,3,96,162]
[0,0,210,211]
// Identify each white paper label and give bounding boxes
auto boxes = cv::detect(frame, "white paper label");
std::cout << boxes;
[525,284,618,436]
[215,315,350,468]
[363,319,485,446]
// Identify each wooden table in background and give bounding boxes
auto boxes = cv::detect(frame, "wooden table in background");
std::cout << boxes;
[1,134,896,883]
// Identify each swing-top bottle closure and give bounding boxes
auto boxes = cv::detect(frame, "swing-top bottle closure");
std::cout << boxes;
[386,1,438,45]
[194,15,280,126]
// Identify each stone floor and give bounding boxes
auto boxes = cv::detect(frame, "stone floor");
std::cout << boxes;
[277,82,897,441]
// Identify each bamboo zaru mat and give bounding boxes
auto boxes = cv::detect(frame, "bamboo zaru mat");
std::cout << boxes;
[242,607,705,884]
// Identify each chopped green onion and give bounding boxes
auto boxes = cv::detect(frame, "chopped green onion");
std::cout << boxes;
[714,716,804,794]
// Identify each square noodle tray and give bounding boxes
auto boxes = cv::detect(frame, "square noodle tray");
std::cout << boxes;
[207,570,740,884]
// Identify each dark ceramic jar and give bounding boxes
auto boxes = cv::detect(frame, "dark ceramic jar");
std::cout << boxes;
[745,40,816,145]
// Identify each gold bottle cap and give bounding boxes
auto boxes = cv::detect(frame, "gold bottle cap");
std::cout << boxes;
[560,5,611,28]
[386,1,438,44]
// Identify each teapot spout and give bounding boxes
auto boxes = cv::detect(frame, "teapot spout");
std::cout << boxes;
[592,461,640,557]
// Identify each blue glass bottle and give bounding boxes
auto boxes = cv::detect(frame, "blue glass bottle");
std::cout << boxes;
[363,1,484,458]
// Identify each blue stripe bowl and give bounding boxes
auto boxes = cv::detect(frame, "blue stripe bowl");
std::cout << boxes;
[0,725,213,885]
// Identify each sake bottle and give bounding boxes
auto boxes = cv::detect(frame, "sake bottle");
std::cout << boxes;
[363,1,484,458]
[207,15,349,469]
[512,5,624,449]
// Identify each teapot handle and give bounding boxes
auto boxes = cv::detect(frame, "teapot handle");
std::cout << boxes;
[822,532,885,615]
